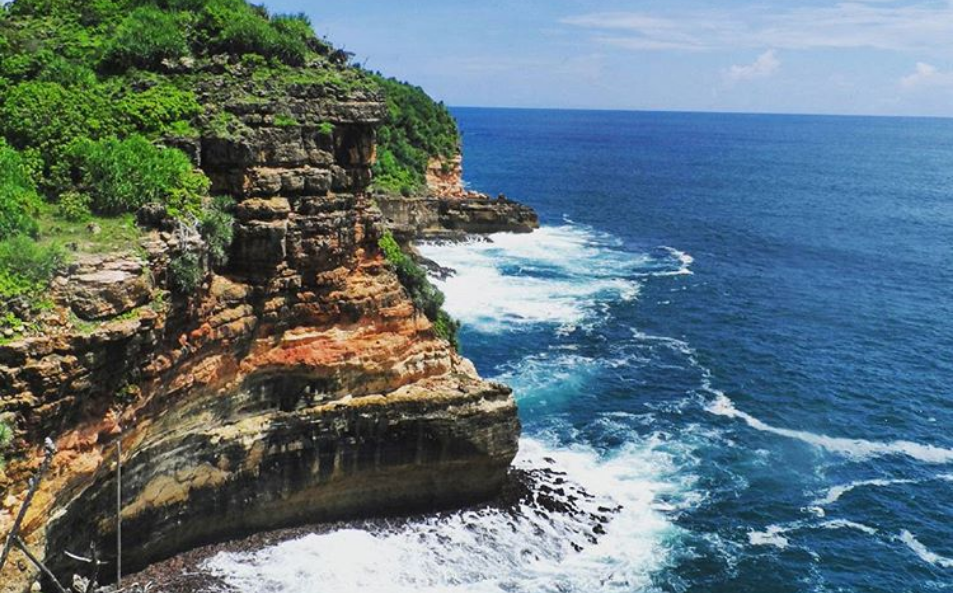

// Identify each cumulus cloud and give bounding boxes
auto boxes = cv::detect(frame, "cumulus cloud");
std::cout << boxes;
[562,2,953,53]
[900,62,953,89]
[726,50,780,82]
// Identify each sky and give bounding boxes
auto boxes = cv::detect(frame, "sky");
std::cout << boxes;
[260,0,953,117]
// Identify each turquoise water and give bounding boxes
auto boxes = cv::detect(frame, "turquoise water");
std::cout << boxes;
[205,109,953,592]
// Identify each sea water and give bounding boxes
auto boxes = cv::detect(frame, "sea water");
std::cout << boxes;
[205,109,953,592]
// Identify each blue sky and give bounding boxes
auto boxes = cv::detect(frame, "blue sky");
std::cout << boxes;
[261,0,953,116]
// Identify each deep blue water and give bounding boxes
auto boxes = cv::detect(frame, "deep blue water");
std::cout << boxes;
[206,109,953,593]
[442,108,953,592]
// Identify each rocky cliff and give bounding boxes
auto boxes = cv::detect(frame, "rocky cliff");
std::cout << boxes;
[0,68,519,592]
[379,154,539,241]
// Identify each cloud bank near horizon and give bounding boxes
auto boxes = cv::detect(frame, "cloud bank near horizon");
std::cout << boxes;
[262,0,953,117]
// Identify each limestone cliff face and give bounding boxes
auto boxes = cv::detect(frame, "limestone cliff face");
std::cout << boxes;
[381,155,539,242]
[425,155,464,198]
[0,79,518,591]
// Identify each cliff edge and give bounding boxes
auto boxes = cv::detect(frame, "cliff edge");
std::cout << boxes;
[0,2,523,590]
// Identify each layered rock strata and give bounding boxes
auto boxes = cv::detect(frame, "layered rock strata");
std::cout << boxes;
[378,195,539,242]
[379,154,539,241]
[0,81,519,592]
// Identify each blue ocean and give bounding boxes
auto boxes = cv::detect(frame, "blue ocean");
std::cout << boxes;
[205,109,953,592]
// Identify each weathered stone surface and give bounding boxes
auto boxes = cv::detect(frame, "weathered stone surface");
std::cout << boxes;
[379,193,540,242]
[67,257,154,321]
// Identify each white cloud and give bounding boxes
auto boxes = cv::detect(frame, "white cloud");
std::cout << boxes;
[900,62,953,89]
[562,2,953,53]
[726,50,780,82]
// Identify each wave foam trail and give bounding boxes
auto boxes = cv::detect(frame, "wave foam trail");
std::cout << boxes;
[748,525,792,549]
[203,437,688,593]
[417,226,687,332]
[707,392,953,464]
[813,479,916,507]
[900,531,953,569]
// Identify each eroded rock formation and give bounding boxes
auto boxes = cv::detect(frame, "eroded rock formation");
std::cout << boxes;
[379,154,539,242]
[0,78,519,592]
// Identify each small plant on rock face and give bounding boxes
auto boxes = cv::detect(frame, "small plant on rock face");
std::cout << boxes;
[168,250,204,294]
[274,113,298,127]
[378,231,461,350]
[0,421,13,468]
[200,196,235,269]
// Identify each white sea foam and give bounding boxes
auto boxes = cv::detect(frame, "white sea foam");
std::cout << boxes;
[203,436,690,593]
[417,226,689,333]
[819,520,878,535]
[748,525,792,549]
[813,479,917,507]
[653,247,695,276]
[707,392,953,464]
[749,519,878,551]
[900,530,953,569]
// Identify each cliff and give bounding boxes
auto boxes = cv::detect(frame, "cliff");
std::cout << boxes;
[0,3,523,590]
[379,154,539,242]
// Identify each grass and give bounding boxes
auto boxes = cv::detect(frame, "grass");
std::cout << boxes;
[37,212,143,255]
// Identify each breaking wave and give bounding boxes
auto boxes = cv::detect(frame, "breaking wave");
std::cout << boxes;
[204,437,690,593]
[417,225,690,332]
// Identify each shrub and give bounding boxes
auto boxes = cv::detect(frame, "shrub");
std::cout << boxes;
[378,231,459,349]
[0,422,12,468]
[271,13,328,54]
[103,7,190,71]
[168,250,203,294]
[200,196,234,269]
[372,75,460,195]
[0,235,66,300]
[118,83,203,135]
[199,0,308,65]
[274,114,298,127]
[56,191,93,222]
[71,135,209,217]
[433,311,460,351]
[0,142,42,240]
[0,81,116,189]
[37,56,98,88]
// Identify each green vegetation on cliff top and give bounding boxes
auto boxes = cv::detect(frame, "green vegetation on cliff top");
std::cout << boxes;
[0,0,460,340]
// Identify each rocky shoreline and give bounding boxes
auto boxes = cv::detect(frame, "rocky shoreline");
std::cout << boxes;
[125,465,618,593]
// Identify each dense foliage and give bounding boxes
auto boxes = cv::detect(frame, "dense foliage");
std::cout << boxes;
[71,135,209,217]
[0,0,459,337]
[0,235,65,301]
[379,231,459,349]
[0,141,42,240]
[103,6,189,71]
[372,75,461,196]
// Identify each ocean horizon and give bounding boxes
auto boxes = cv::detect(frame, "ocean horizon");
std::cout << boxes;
[449,105,953,122]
